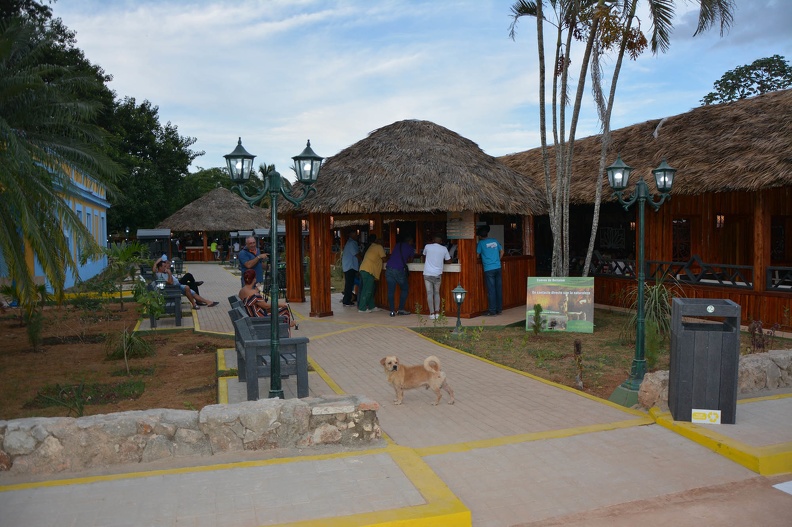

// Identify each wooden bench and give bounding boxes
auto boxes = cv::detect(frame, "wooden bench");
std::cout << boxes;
[230,313,309,400]
[149,283,183,328]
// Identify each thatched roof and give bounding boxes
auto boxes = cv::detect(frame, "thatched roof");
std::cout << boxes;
[157,187,270,231]
[499,89,792,203]
[284,119,547,215]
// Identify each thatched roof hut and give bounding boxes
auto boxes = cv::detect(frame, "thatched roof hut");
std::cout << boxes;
[499,88,792,203]
[157,187,270,231]
[286,119,547,215]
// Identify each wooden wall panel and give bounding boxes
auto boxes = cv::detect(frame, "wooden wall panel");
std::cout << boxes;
[594,275,792,329]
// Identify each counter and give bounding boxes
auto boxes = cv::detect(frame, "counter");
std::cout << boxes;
[406,262,461,273]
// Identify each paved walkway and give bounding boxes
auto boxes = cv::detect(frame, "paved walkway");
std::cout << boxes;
[1,262,791,526]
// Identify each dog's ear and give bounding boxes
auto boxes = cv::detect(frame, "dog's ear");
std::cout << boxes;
[380,357,386,366]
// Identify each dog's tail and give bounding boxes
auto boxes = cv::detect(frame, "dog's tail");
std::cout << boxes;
[424,356,441,373]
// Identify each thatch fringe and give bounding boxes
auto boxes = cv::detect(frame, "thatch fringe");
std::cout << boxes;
[499,89,792,203]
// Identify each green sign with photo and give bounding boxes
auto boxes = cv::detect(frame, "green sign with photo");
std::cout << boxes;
[526,277,595,333]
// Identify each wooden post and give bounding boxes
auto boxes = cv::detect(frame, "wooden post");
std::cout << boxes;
[285,214,305,303]
[309,212,333,317]
[753,190,769,293]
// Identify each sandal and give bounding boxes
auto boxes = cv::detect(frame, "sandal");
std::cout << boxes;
[208,301,219,307]
[192,305,200,310]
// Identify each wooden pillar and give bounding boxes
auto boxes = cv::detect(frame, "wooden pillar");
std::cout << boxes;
[753,190,769,292]
[285,214,305,303]
[309,212,334,317]
[202,232,209,261]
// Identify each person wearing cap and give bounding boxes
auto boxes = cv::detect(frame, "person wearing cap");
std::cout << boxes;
[476,225,504,316]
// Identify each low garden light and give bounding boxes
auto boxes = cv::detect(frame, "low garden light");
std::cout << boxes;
[606,154,676,407]
[451,284,467,336]
[224,138,323,399]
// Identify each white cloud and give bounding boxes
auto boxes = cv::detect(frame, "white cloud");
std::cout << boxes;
[54,0,792,177]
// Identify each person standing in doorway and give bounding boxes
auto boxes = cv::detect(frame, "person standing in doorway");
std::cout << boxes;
[476,225,504,316]
[386,235,414,316]
[341,231,361,306]
[422,235,451,320]
[358,234,387,313]
[238,236,267,286]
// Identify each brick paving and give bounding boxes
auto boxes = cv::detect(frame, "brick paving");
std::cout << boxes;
[1,261,790,526]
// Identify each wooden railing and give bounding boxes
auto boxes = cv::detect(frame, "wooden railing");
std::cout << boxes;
[767,266,792,292]
[589,253,756,290]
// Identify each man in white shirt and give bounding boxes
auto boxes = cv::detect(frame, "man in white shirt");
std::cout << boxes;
[422,236,451,319]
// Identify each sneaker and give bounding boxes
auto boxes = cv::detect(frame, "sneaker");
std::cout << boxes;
[369,307,381,312]
[397,310,411,316]
[429,313,437,320]
[342,302,355,307]
[390,311,396,317]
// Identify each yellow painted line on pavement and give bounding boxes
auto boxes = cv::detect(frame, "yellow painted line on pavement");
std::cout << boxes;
[275,445,470,527]
[410,330,647,417]
[308,356,346,395]
[414,417,652,457]
[649,407,792,476]
[306,323,379,341]
[0,444,471,526]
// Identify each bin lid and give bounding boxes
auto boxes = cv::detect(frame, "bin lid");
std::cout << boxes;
[672,298,740,317]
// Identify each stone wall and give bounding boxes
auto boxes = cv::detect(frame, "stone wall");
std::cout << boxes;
[639,350,792,410]
[0,395,380,476]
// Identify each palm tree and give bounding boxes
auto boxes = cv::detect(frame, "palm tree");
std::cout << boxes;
[0,19,119,308]
[509,0,734,276]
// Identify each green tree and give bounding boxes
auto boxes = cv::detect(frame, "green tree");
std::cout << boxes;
[701,55,792,105]
[177,167,232,208]
[105,97,203,236]
[0,19,119,307]
[509,0,734,276]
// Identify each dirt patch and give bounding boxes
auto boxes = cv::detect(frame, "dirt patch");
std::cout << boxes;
[0,303,231,420]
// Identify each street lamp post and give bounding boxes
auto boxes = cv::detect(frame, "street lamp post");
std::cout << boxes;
[224,138,323,399]
[451,284,467,337]
[606,155,675,406]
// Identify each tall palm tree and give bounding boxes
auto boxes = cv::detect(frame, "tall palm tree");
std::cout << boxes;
[509,0,734,276]
[0,19,119,307]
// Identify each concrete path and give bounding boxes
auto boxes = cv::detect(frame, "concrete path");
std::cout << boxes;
[1,262,791,526]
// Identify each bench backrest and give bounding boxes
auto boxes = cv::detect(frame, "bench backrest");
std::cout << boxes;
[232,316,290,341]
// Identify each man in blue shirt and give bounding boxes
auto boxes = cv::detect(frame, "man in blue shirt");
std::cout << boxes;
[238,236,267,286]
[476,225,504,316]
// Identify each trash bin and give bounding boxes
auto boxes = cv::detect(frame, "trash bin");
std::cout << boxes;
[668,298,741,424]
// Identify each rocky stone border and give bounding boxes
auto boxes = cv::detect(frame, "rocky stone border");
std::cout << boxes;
[0,395,380,475]
[639,350,792,410]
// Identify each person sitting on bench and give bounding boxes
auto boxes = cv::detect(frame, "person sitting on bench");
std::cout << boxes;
[238,269,294,329]
[153,258,218,310]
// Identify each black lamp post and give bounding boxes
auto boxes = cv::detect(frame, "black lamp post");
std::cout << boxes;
[224,138,323,399]
[606,154,675,405]
[451,284,467,336]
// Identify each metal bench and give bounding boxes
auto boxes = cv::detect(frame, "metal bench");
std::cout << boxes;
[149,284,183,328]
[231,315,309,400]
[228,295,241,309]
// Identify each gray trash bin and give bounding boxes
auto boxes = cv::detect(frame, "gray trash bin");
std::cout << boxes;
[668,298,741,424]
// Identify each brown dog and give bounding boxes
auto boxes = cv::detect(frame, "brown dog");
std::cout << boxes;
[380,355,455,405]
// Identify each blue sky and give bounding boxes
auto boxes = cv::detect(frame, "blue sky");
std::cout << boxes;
[53,0,792,177]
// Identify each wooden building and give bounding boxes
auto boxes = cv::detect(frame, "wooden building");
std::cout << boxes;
[282,119,546,318]
[500,89,792,328]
